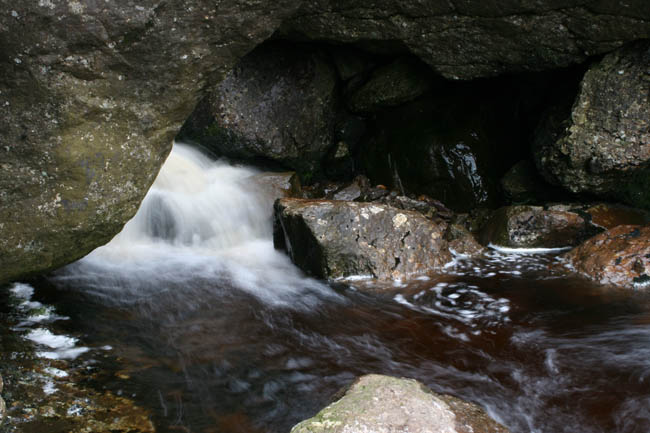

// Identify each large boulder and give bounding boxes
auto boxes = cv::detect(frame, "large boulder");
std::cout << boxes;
[280,1,650,80]
[290,374,510,433]
[274,198,452,280]
[0,1,302,284]
[534,41,650,208]
[565,225,650,289]
[179,41,340,180]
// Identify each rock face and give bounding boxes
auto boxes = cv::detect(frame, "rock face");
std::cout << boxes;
[274,198,451,280]
[565,225,650,288]
[180,41,340,180]
[347,57,434,113]
[534,41,650,208]
[361,95,510,211]
[281,1,650,80]
[290,374,510,433]
[0,0,301,284]
[480,205,592,248]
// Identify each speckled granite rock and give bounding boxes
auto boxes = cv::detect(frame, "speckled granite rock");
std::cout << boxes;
[280,0,650,80]
[290,374,510,433]
[0,0,302,284]
[274,198,451,280]
[534,41,650,208]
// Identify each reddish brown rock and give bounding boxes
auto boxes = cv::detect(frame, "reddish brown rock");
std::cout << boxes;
[565,225,650,288]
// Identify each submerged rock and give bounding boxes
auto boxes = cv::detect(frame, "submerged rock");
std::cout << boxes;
[180,41,340,180]
[280,1,650,80]
[0,0,301,284]
[274,198,451,280]
[534,41,650,208]
[565,225,650,289]
[290,374,510,433]
[480,205,592,248]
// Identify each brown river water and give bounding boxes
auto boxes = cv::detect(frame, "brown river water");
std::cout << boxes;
[3,143,650,433]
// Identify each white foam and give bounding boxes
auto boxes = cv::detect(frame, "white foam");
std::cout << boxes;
[26,328,89,360]
[487,244,572,254]
[10,282,34,300]
[44,367,69,378]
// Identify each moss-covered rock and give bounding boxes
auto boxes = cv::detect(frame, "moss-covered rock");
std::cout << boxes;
[290,374,510,433]
[0,1,302,284]
[533,41,650,208]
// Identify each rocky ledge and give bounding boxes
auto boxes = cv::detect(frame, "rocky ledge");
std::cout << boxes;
[290,374,509,433]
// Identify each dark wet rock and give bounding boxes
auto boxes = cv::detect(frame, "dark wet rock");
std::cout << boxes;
[347,57,435,113]
[361,94,511,211]
[327,46,372,82]
[180,41,340,180]
[446,224,486,258]
[500,160,568,205]
[290,374,510,433]
[281,1,650,80]
[480,205,592,248]
[534,41,650,208]
[0,1,301,284]
[274,198,451,280]
[250,172,302,201]
[565,225,650,289]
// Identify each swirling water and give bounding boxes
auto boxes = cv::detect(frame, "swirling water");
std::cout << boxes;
[20,143,650,432]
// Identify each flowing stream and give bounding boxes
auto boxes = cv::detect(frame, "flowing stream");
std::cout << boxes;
[11,143,650,432]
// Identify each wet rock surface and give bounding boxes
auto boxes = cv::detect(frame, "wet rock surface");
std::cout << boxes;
[479,205,593,248]
[0,0,302,285]
[281,0,650,80]
[290,374,510,433]
[180,41,340,179]
[274,198,452,280]
[361,94,511,211]
[565,225,650,289]
[534,41,650,208]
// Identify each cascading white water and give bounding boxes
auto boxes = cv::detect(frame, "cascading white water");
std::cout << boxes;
[58,142,337,307]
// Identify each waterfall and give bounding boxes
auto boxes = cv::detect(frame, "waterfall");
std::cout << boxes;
[56,142,337,308]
